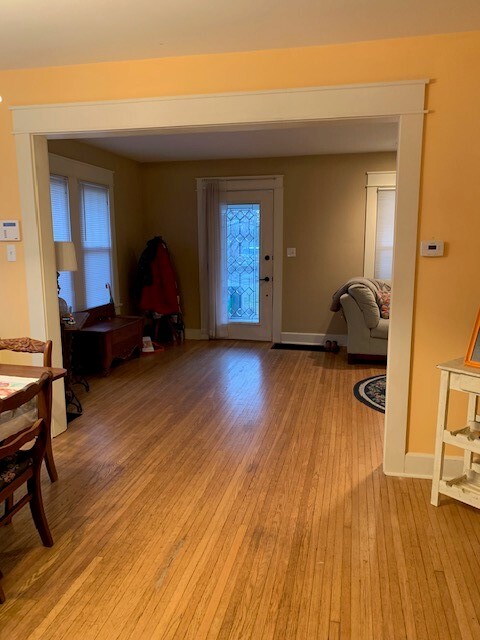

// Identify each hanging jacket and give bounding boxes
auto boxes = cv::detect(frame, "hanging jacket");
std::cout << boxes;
[138,237,180,315]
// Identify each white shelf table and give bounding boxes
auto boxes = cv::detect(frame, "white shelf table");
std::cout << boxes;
[431,358,480,508]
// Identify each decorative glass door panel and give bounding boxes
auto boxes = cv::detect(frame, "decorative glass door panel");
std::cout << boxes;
[226,203,260,324]
[221,190,273,341]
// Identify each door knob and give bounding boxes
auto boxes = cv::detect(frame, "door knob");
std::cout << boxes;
[259,276,270,282]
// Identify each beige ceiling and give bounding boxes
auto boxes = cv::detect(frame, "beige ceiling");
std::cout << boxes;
[2,0,480,70]
[80,119,398,162]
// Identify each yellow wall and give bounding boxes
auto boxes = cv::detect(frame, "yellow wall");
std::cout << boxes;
[1,31,480,453]
[48,140,145,315]
[142,153,396,333]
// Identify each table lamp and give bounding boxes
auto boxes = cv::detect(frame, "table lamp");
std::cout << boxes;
[54,241,77,319]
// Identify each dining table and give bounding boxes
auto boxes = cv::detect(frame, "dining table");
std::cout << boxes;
[0,364,66,470]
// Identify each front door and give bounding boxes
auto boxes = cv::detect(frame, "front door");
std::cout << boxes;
[220,189,274,341]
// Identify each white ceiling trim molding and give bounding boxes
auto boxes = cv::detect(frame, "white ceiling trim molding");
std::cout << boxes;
[11,81,428,136]
[13,81,426,476]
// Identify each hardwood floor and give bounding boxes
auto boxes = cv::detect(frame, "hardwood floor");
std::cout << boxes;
[1,341,479,639]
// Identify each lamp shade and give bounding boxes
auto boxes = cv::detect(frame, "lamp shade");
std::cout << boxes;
[54,241,77,272]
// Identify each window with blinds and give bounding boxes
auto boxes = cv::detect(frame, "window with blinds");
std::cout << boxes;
[363,171,396,280]
[50,169,114,312]
[79,182,112,309]
[50,175,75,311]
[374,188,396,280]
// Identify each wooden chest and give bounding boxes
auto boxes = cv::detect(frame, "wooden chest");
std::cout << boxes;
[73,304,144,375]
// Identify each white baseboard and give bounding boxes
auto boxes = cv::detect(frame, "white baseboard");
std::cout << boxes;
[184,330,347,344]
[280,332,347,346]
[384,452,464,480]
[185,329,209,340]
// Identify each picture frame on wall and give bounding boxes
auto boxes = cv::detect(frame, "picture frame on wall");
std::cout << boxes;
[465,308,480,368]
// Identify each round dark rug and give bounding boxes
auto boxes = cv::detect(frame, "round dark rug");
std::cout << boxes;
[353,374,386,413]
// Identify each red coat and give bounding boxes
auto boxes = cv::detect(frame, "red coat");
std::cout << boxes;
[139,240,180,315]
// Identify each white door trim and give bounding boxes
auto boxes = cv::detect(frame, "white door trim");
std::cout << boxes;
[11,81,426,475]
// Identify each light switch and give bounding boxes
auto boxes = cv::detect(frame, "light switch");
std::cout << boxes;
[6,244,16,262]
[287,247,296,257]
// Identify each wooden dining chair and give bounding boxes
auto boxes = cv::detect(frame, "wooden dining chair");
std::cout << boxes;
[0,337,57,483]
[0,372,54,603]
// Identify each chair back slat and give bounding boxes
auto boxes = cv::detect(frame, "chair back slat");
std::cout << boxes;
[0,419,44,458]
[0,338,52,367]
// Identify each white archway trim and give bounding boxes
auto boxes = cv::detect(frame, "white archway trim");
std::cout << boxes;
[384,113,424,474]
[12,81,427,474]
[15,134,67,435]
[11,81,427,136]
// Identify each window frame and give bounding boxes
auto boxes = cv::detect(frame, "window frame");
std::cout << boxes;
[49,153,118,312]
[363,170,397,280]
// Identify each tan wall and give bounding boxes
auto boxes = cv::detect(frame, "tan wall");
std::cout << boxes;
[48,140,145,315]
[142,153,396,333]
[1,31,480,453]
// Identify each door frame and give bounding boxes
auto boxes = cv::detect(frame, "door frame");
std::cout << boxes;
[196,175,283,342]
[11,80,426,476]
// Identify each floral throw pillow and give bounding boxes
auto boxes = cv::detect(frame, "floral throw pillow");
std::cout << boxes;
[377,290,391,319]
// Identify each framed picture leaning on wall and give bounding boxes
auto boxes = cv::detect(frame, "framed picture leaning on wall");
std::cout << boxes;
[465,307,480,368]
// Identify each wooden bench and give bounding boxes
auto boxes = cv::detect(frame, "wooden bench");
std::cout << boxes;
[72,304,144,376]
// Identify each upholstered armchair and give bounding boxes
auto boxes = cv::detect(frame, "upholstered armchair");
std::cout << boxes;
[331,278,391,363]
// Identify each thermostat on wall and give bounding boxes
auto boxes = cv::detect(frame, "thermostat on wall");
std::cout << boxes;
[420,240,444,257]
[0,220,20,241]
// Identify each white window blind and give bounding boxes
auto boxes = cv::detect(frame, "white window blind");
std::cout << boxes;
[50,175,75,311]
[374,188,396,280]
[50,169,114,312]
[79,181,112,309]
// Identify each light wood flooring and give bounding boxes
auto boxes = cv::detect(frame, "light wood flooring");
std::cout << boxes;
[1,341,480,639]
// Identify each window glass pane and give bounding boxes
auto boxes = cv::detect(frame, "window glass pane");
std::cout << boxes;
[50,175,71,242]
[225,203,260,323]
[79,182,112,308]
[83,250,112,308]
[374,189,396,280]
[50,175,75,311]
[80,182,111,248]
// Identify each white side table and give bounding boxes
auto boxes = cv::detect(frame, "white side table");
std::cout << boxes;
[431,358,480,508]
